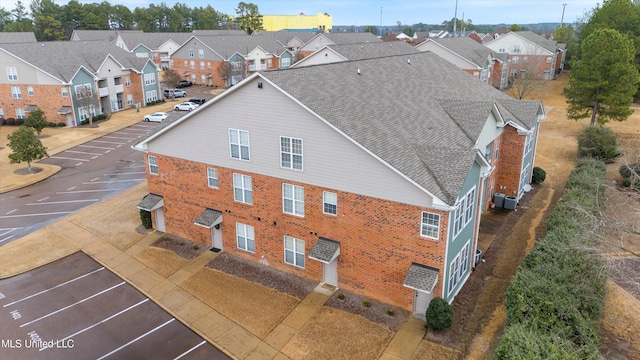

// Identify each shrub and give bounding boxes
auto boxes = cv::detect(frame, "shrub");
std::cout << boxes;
[57,122,66,127]
[362,299,372,308]
[532,166,546,183]
[577,126,621,163]
[386,309,395,316]
[425,298,453,331]
[93,113,108,121]
[337,293,345,300]
[15,118,24,126]
[140,195,153,229]
[623,178,632,187]
[619,163,640,178]
[192,245,199,250]
[48,121,57,127]
[6,118,15,125]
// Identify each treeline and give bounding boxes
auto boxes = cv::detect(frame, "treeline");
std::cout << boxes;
[0,0,235,40]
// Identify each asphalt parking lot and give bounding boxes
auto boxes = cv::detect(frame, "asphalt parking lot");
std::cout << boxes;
[0,252,229,360]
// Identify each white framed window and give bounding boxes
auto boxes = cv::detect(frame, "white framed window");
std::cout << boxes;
[191,74,196,83]
[485,142,492,162]
[11,86,21,99]
[188,49,194,58]
[453,187,476,238]
[127,94,133,105]
[232,61,243,71]
[480,69,488,82]
[453,202,464,237]
[464,188,476,223]
[524,133,534,154]
[145,90,158,102]
[144,73,156,85]
[125,76,131,87]
[16,108,26,119]
[184,60,187,66]
[448,240,470,294]
[448,256,459,292]
[284,236,305,268]
[283,183,304,216]
[280,136,303,170]
[494,139,500,160]
[267,59,272,67]
[61,87,68,97]
[498,45,505,53]
[6,67,18,81]
[546,57,552,63]
[27,86,34,96]
[513,44,521,53]
[323,191,337,215]
[281,57,291,67]
[148,155,158,175]
[523,56,528,63]
[229,129,250,161]
[231,75,243,85]
[78,106,95,120]
[198,49,204,58]
[236,223,255,252]
[0,108,4,118]
[207,61,211,68]
[152,53,158,59]
[190,61,195,69]
[512,56,519,64]
[421,212,440,239]
[74,83,92,99]
[520,164,531,192]
[233,173,252,204]
[207,168,218,188]
[200,61,205,70]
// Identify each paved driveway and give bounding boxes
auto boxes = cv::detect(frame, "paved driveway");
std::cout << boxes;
[0,252,229,359]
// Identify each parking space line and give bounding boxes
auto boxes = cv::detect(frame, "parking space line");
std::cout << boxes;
[56,189,114,194]
[3,268,105,307]
[104,172,146,176]
[78,145,114,150]
[91,140,126,145]
[19,282,126,328]
[82,179,145,184]
[0,211,74,219]
[26,199,100,206]
[0,234,16,243]
[96,318,175,360]
[39,299,150,352]
[174,340,207,360]
[50,156,90,162]
[64,150,103,156]
[103,136,137,140]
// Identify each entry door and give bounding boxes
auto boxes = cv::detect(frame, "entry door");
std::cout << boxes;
[154,208,165,232]
[414,290,433,319]
[211,227,223,251]
[323,259,338,287]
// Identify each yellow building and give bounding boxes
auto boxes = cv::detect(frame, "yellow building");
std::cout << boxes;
[262,12,332,32]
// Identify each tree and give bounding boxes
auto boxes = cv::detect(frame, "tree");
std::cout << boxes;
[563,28,640,126]
[402,26,414,37]
[509,24,522,32]
[11,0,29,21]
[235,2,262,34]
[7,126,48,173]
[364,25,376,34]
[23,108,48,136]
[74,82,100,127]
[35,15,66,41]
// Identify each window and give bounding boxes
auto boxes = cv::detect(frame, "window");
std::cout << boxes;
[485,142,492,162]
[198,49,204,58]
[281,57,291,67]
[152,53,158,59]
[513,44,521,53]
[74,84,92,99]
[145,90,158,102]
[494,139,500,161]
[207,168,218,188]
[448,241,470,294]
[16,108,26,119]
[267,59,272,67]
[546,57,552,63]
[144,73,156,85]
[78,105,96,121]
[421,212,440,239]
[11,86,21,99]
[233,173,252,204]
[523,56,528,63]
[283,183,304,216]
[323,191,337,215]
[232,61,243,71]
[201,75,206,84]
[229,129,250,160]
[125,76,131,87]
[480,69,488,82]
[207,61,211,68]
[184,60,187,66]
[498,45,505,53]
[524,133,534,154]
[0,108,3,118]
[127,94,133,105]
[27,87,34,96]
[236,223,255,252]
[148,155,158,175]
[511,56,519,64]
[284,236,305,268]
[280,136,303,170]
[6,67,18,81]
[188,49,194,58]
[453,187,476,238]
[61,87,68,97]
[200,61,205,70]
[190,61,195,69]
[464,188,476,223]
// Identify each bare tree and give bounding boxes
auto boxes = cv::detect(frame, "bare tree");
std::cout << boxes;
[73,82,100,127]
[507,46,552,99]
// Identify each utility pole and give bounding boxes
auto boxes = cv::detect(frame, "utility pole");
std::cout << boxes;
[453,0,458,37]
[380,7,383,37]
[560,3,567,26]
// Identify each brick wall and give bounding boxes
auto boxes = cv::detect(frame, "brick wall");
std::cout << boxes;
[171,58,226,87]
[0,84,72,124]
[495,126,525,197]
[146,153,450,310]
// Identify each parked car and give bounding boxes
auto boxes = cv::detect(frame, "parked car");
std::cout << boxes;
[143,112,169,122]
[188,98,206,105]
[174,102,199,111]
[176,80,193,88]
[164,89,187,98]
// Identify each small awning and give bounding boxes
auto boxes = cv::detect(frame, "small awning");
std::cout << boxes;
[205,73,212,78]
[136,194,164,211]
[308,237,340,264]
[58,106,72,114]
[194,208,223,228]
[25,105,38,112]
[403,263,439,293]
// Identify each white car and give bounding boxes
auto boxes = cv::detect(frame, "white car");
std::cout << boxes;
[143,112,169,122]
[174,102,199,111]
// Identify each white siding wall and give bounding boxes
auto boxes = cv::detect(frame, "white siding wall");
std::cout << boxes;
[415,42,477,71]
[293,49,346,67]
[0,52,63,85]
[476,112,503,150]
[148,77,437,208]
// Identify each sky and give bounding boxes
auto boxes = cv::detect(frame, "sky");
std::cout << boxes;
[1,0,603,26]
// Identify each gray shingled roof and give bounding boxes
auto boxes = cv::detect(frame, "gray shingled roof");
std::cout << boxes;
[260,52,541,205]
[194,35,286,58]
[324,32,382,44]
[72,30,142,42]
[308,238,340,263]
[514,31,558,53]
[431,37,493,68]
[251,31,317,45]
[194,208,223,228]
[0,32,36,43]
[403,263,439,292]
[327,41,418,60]
[118,32,193,50]
[136,194,164,211]
[192,30,247,36]
[0,40,150,83]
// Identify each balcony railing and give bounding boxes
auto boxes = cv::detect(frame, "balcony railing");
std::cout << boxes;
[115,84,124,93]
[99,87,108,97]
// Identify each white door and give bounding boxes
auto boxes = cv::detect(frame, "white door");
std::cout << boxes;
[414,290,433,319]
[211,227,223,251]
[323,259,338,287]
[154,208,165,232]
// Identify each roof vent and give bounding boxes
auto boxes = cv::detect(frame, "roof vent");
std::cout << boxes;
[357,68,361,75]
[408,59,411,65]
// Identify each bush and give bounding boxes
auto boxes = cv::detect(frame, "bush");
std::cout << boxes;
[532,166,546,183]
[362,299,372,308]
[48,121,57,127]
[93,113,108,121]
[15,118,24,126]
[140,195,153,229]
[425,298,453,331]
[57,122,66,127]
[619,163,640,178]
[80,119,89,126]
[577,126,621,163]
[6,118,15,125]
[623,178,632,187]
